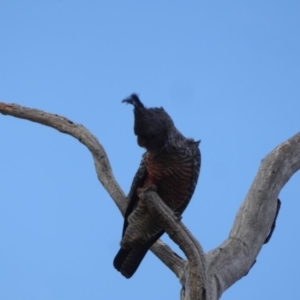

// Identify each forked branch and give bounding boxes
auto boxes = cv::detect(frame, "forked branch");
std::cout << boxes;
[1,102,299,300]
[0,102,184,277]
[139,186,206,300]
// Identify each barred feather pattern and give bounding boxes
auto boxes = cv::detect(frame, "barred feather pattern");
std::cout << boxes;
[120,141,200,249]
[114,94,201,278]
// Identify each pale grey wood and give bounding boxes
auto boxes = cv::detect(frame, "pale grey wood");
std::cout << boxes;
[1,102,299,300]
[0,102,185,279]
[139,187,206,300]
[206,132,300,299]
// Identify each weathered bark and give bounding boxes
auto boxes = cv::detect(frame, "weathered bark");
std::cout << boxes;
[205,133,300,299]
[0,103,184,277]
[1,102,299,300]
[139,186,206,300]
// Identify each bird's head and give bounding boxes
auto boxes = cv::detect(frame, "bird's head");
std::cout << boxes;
[122,94,174,153]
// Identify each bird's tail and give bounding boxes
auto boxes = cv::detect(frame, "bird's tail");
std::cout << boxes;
[113,246,149,279]
[113,230,164,278]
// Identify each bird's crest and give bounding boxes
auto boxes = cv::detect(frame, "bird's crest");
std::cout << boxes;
[122,94,145,109]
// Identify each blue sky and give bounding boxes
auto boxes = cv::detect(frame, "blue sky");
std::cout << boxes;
[0,1,299,299]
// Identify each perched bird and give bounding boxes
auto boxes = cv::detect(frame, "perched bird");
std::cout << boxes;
[113,94,201,278]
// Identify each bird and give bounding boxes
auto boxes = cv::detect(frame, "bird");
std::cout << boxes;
[113,94,201,278]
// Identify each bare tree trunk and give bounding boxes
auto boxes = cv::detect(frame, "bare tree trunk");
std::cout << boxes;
[0,102,299,300]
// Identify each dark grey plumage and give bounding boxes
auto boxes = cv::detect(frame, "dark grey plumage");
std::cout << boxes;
[114,94,201,278]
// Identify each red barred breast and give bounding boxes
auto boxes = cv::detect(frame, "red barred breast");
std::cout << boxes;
[144,151,195,213]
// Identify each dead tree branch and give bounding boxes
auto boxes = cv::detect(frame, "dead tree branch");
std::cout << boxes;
[139,186,206,300]
[0,102,184,278]
[206,132,300,299]
[1,102,299,299]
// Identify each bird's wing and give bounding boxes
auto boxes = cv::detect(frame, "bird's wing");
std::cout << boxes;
[122,153,147,236]
[176,142,201,214]
[114,152,165,278]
